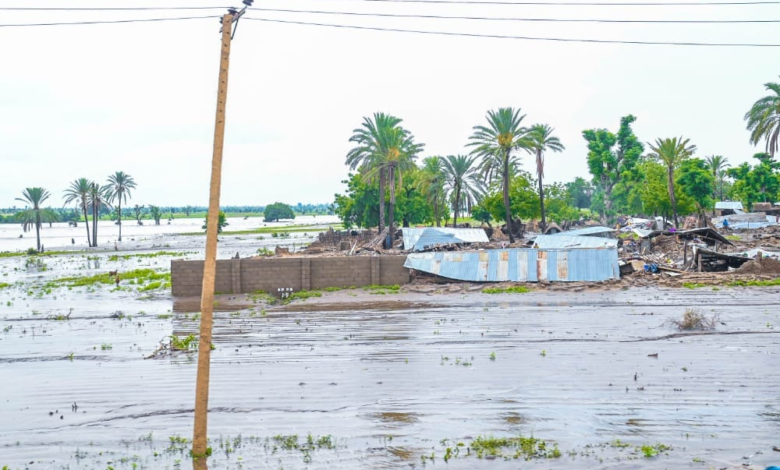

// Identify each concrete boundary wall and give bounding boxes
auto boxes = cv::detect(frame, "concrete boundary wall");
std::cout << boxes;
[171,256,410,296]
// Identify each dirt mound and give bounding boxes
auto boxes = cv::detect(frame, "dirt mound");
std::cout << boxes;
[735,255,780,275]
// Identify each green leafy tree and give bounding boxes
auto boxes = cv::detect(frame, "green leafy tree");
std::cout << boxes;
[471,204,493,227]
[469,107,529,242]
[745,77,780,157]
[105,171,137,242]
[565,177,593,209]
[582,115,644,220]
[263,202,295,222]
[149,205,162,225]
[526,124,565,231]
[648,136,697,227]
[202,211,228,233]
[15,187,59,252]
[416,156,446,227]
[677,158,715,223]
[442,155,483,227]
[728,153,780,208]
[481,172,540,224]
[133,204,145,224]
[543,182,581,224]
[638,160,694,219]
[63,178,94,247]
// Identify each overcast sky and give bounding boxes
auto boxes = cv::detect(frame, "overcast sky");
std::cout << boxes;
[1,0,778,208]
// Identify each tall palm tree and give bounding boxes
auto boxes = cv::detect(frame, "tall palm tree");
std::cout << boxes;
[346,112,423,246]
[88,183,111,247]
[442,155,484,227]
[716,169,728,201]
[15,188,59,252]
[63,178,94,247]
[526,124,565,231]
[346,113,402,234]
[416,156,446,227]
[704,155,729,211]
[106,171,137,242]
[468,107,529,243]
[745,78,780,157]
[648,137,697,228]
[364,126,423,246]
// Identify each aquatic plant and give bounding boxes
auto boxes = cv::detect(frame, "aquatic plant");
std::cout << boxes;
[668,309,719,330]
[483,286,530,294]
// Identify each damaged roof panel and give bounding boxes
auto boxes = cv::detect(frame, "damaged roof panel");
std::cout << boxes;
[401,227,489,251]
[404,248,620,282]
[534,234,618,249]
[549,226,615,237]
[715,201,744,210]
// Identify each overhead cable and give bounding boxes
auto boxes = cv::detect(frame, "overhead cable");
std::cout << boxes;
[0,16,217,28]
[243,17,780,46]
[279,0,780,6]
[252,7,780,23]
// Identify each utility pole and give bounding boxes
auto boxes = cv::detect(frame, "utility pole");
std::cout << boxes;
[192,2,252,459]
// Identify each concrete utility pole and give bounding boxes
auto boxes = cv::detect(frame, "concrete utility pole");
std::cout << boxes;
[192,1,251,457]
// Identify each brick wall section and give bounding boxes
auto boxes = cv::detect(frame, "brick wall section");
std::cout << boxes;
[171,256,411,296]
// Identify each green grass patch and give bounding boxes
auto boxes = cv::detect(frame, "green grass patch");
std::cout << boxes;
[682,282,708,289]
[725,234,742,241]
[108,251,192,261]
[0,282,11,289]
[283,290,323,304]
[726,278,780,287]
[468,435,561,460]
[0,250,75,259]
[363,284,400,291]
[483,286,531,294]
[44,269,171,290]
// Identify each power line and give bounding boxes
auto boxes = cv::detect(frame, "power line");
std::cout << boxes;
[284,0,780,5]
[0,16,217,28]
[253,7,780,23]
[244,17,780,46]
[0,6,226,11]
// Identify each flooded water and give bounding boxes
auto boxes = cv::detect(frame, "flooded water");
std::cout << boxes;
[0,215,339,252]
[1,249,779,469]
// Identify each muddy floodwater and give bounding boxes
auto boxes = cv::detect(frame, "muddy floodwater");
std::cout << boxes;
[1,250,779,470]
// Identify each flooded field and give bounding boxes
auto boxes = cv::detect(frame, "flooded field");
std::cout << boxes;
[1,248,779,470]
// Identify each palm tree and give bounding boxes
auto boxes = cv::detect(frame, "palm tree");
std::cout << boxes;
[346,113,402,234]
[88,183,111,247]
[648,137,697,228]
[441,155,483,227]
[468,107,529,243]
[346,113,424,246]
[105,171,137,242]
[15,188,59,252]
[745,78,780,157]
[526,124,565,231]
[416,156,446,227]
[704,155,729,209]
[63,178,94,247]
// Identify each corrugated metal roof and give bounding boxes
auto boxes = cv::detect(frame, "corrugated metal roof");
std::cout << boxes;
[715,201,743,210]
[402,227,489,251]
[404,248,620,282]
[549,226,615,237]
[533,234,618,249]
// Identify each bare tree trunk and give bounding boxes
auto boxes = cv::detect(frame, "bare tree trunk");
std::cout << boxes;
[434,195,440,227]
[36,215,41,252]
[378,167,386,234]
[118,201,123,242]
[453,186,461,228]
[92,201,99,247]
[387,165,396,249]
[503,149,514,243]
[667,166,679,228]
[83,204,92,247]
